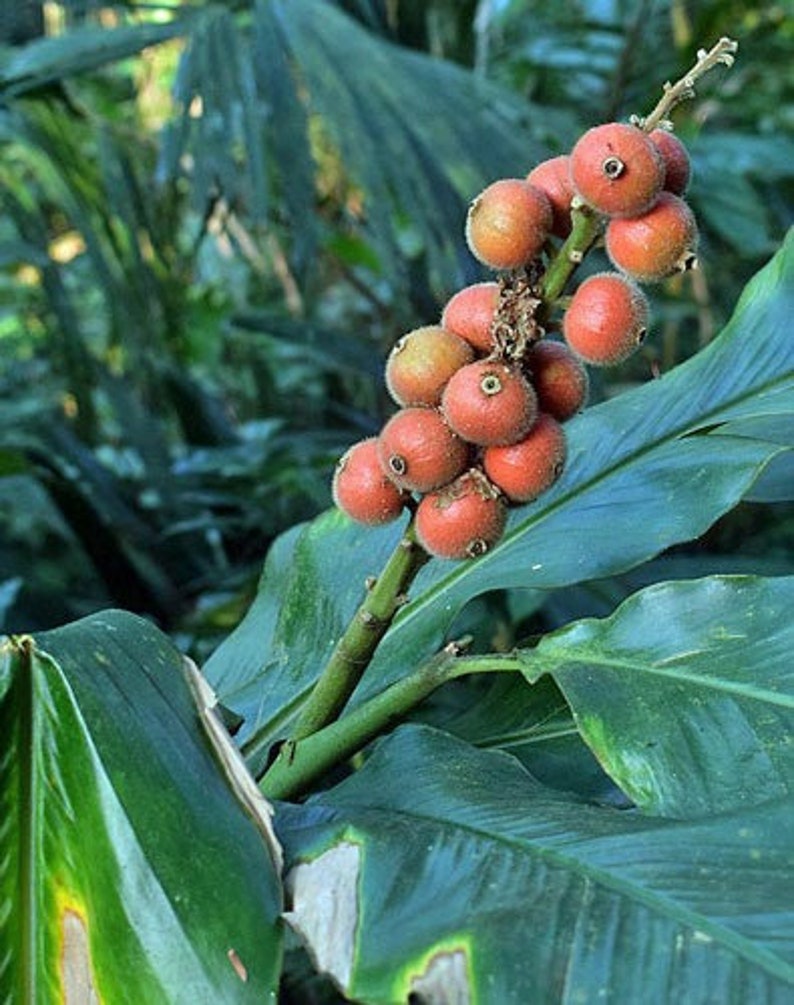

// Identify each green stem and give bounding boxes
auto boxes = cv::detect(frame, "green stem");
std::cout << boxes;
[261,647,519,801]
[290,517,430,741]
[639,37,738,132]
[539,204,602,308]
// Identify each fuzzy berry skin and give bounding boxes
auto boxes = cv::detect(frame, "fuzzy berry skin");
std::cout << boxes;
[377,407,468,493]
[483,413,567,504]
[465,179,552,270]
[525,340,589,421]
[385,325,474,407]
[441,282,500,354]
[569,122,665,219]
[442,360,538,447]
[605,192,698,283]
[649,128,691,195]
[563,272,649,366]
[527,155,575,238]
[333,438,407,525]
[415,469,507,560]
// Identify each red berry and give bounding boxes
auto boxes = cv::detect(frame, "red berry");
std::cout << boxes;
[525,340,589,420]
[527,155,575,238]
[377,408,469,493]
[483,414,567,503]
[385,325,474,407]
[441,282,500,354]
[442,360,538,447]
[333,438,407,525]
[605,192,698,283]
[570,122,664,218]
[563,272,649,366]
[416,469,507,560]
[649,128,691,195]
[465,179,552,270]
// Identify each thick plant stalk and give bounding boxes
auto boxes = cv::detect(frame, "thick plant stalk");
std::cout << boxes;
[262,645,517,801]
[289,519,429,741]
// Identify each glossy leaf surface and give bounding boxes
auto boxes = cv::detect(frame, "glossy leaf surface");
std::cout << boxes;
[524,575,794,818]
[277,725,794,1004]
[0,611,282,1002]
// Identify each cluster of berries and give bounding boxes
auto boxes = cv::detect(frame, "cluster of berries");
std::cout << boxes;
[333,120,697,561]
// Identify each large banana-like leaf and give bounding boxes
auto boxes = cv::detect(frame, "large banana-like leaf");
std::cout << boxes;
[522,575,794,818]
[0,611,282,1002]
[205,231,794,769]
[276,724,794,1004]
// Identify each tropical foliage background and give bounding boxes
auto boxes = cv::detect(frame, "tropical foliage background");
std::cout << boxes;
[1,0,791,645]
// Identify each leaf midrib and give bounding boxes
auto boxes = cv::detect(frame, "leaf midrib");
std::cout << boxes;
[538,649,794,709]
[15,638,37,1005]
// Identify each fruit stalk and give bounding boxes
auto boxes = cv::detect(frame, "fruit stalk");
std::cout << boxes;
[538,201,602,305]
[261,643,517,800]
[637,37,738,132]
[289,518,429,741]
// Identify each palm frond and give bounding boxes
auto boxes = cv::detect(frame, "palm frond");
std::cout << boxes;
[160,0,549,295]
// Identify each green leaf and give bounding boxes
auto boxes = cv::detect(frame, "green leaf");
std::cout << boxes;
[0,611,282,1001]
[276,724,794,1004]
[0,20,189,96]
[523,575,794,818]
[206,232,794,766]
[717,414,794,503]
[419,673,625,804]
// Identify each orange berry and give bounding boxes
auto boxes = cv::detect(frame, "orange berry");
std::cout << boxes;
[649,128,691,195]
[569,122,664,218]
[525,340,589,420]
[332,438,407,525]
[416,469,507,560]
[442,360,538,447]
[441,281,500,354]
[605,192,698,283]
[483,413,567,503]
[377,408,469,493]
[527,155,575,238]
[385,325,474,407]
[465,179,552,270]
[563,272,649,366]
